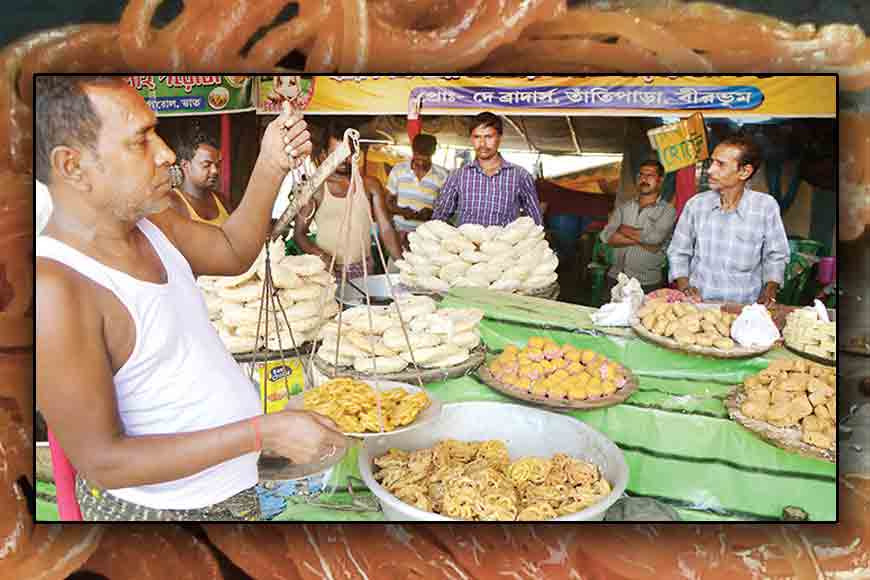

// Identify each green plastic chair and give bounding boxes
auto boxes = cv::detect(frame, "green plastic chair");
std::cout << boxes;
[587,236,614,305]
[778,237,823,305]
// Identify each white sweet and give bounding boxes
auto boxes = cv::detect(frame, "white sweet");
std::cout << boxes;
[382,326,443,351]
[480,240,513,256]
[451,330,481,350]
[441,236,477,255]
[398,343,459,364]
[459,250,488,264]
[422,348,471,369]
[271,263,304,289]
[353,356,408,374]
[521,272,558,290]
[284,254,326,277]
[418,275,451,293]
[426,220,459,240]
[440,261,471,283]
[490,279,521,292]
[220,281,262,304]
[531,253,559,277]
[457,223,488,244]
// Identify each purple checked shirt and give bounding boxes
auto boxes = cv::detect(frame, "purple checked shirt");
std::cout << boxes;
[432,157,543,226]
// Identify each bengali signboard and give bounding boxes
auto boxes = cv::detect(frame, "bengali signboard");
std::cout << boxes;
[409,85,764,111]
[648,113,710,173]
[255,76,834,118]
[126,75,255,116]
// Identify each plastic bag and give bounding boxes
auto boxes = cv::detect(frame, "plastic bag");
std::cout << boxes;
[610,273,645,311]
[730,304,780,348]
[591,301,634,327]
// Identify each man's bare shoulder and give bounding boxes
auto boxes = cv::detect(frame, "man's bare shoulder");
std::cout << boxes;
[36,257,95,308]
[35,257,105,338]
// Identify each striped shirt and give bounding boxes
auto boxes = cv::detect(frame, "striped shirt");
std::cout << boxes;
[386,160,449,232]
[600,197,676,286]
[432,156,543,226]
[667,188,790,304]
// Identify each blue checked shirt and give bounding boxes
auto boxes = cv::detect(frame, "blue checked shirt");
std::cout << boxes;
[667,188,790,304]
[432,157,543,226]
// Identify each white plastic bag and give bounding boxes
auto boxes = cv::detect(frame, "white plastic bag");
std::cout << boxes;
[812,299,830,323]
[591,301,634,327]
[730,304,780,348]
[610,273,645,312]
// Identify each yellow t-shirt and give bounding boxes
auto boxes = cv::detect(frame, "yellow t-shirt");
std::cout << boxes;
[174,189,230,226]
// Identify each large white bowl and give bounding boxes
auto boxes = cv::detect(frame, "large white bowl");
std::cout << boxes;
[358,401,629,521]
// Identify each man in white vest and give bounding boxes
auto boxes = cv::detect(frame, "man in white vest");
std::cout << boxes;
[35,76,346,521]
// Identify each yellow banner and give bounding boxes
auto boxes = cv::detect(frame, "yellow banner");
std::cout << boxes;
[256,76,835,118]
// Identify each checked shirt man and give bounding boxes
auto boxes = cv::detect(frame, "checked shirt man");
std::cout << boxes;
[432,112,543,227]
[668,134,789,306]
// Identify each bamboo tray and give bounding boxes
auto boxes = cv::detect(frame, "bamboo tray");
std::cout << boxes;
[725,388,835,463]
[477,358,638,411]
[631,321,772,359]
[232,339,317,364]
[311,345,486,384]
[784,343,835,367]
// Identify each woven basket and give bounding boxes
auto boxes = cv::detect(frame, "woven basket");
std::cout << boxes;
[725,388,835,463]
[477,359,638,411]
[311,345,486,383]
[631,322,772,359]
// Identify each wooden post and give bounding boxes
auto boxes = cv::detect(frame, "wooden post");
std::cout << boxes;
[221,114,232,207]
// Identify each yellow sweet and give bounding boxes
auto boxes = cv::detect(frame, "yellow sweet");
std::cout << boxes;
[587,378,604,397]
[531,381,549,396]
[581,350,597,364]
[515,376,532,390]
[525,348,545,361]
[550,357,568,370]
[566,362,585,376]
[527,336,547,350]
[548,383,568,398]
[563,348,582,363]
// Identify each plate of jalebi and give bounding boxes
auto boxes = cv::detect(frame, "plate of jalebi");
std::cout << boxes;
[285,377,443,438]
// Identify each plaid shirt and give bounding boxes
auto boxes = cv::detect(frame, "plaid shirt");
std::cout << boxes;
[667,188,790,304]
[432,156,543,226]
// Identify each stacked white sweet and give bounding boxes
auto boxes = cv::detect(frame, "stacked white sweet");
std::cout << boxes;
[316,295,483,374]
[783,308,836,360]
[395,217,558,293]
[198,242,339,354]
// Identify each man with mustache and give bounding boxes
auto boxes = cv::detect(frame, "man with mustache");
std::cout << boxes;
[293,121,402,279]
[668,134,790,306]
[35,76,346,521]
[431,112,543,227]
[170,130,231,226]
[599,160,676,297]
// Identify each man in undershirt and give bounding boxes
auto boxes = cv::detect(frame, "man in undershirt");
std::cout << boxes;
[169,130,232,226]
[293,121,402,279]
[35,76,346,521]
